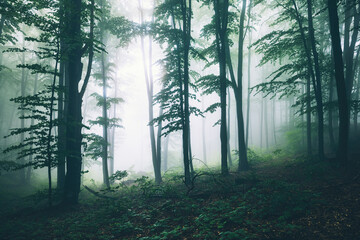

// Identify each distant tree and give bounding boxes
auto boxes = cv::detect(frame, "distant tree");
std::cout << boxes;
[153,0,200,186]
[197,0,250,172]
[138,0,162,184]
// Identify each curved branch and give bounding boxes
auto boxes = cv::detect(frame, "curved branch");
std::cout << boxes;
[80,0,95,98]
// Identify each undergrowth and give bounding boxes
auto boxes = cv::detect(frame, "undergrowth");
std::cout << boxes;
[1,157,359,240]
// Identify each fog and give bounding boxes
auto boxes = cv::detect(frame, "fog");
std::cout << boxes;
[0,0,358,186]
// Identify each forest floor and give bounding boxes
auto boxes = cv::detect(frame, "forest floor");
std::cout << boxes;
[0,155,360,240]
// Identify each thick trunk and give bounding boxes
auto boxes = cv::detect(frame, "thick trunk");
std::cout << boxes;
[214,0,229,175]
[328,0,349,164]
[63,0,84,204]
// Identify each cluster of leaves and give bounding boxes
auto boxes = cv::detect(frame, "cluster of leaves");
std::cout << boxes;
[0,0,36,44]
[151,0,203,136]
[2,87,59,171]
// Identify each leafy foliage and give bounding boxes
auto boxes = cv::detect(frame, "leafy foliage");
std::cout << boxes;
[2,87,58,171]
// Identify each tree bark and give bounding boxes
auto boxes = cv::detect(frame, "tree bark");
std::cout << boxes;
[307,0,324,161]
[328,65,336,151]
[170,7,190,185]
[344,0,360,102]
[214,0,229,175]
[139,0,162,184]
[306,75,312,158]
[227,87,232,167]
[236,0,249,172]
[201,97,207,164]
[181,0,192,184]
[63,0,93,204]
[354,71,360,133]
[20,47,26,183]
[163,135,169,171]
[245,27,251,148]
[224,0,249,171]
[101,51,110,188]
[328,0,349,165]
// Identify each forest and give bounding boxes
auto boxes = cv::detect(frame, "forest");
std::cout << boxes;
[0,0,359,239]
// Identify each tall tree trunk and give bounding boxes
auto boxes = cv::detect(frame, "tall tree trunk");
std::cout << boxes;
[307,0,324,161]
[101,51,110,188]
[292,0,322,160]
[156,106,163,179]
[57,0,66,192]
[227,88,232,167]
[57,60,66,190]
[264,98,269,149]
[109,78,118,177]
[306,75,312,158]
[272,98,277,145]
[260,92,264,148]
[214,0,229,175]
[46,39,60,207]
[201,97,207,164]
[188,125,194,177]
[328,0,349,165]
[170,7,189,185]
[181,0,192,184]
[236,0,249,171]
[328,66,336,151]
[63,0,94,204]
[344,0,360,103]
[26,71,39,183]
[163,135,169,171]
[225,0,249,171]
[245,28,252,148]
[354,71,360,133]
[139,0,162,184]
[20,48,26,183]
